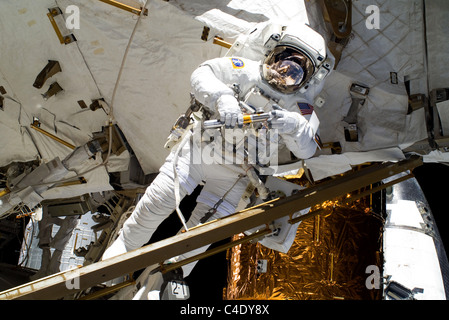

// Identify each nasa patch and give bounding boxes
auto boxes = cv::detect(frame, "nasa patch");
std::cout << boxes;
[230,58,244,69]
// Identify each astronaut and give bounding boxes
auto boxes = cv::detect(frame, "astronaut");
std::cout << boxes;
[102,23,332,298]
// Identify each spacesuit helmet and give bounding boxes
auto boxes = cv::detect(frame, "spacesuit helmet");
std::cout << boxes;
[261,24,328,94]
[262,45,314,94]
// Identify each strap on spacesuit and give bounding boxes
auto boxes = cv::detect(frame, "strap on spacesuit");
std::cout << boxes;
[172,130,192,232]
[199,174,245,224]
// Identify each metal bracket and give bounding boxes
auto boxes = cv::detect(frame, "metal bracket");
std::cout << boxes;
[320,0,352,39]
[319,0,352,68]
[430,88,449,150]
[0,86,5,110]
[30,120,76,150]
[343,83,370,142]
[47,7,76,45]
[33,60,61,89]
[407,94,427,114]
[89,99,110,114]
[385,280,424,300]
[42,82,63,100]
[99,0,148,16]
[201,26,210,41]
[321,141,342,154]
[213,36,232,49]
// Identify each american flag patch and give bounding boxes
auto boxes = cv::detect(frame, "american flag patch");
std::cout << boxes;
[297,103,314,116]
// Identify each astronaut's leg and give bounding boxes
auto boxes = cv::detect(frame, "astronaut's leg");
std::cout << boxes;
[128,166,248,300]
[176,166,249,278]
[128,203,214,300]
[103,142,204,260]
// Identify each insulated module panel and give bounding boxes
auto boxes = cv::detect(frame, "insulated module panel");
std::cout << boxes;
[225,196,383,300]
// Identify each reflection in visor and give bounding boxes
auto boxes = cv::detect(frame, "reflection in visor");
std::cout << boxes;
[263,46,315,94]
[267,59,304,87]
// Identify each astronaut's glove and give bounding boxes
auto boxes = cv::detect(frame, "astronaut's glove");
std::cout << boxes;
[270,109,301,135]
[216,95,243,128]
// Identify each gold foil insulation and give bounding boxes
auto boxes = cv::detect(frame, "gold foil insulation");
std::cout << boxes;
[225,197,384,300]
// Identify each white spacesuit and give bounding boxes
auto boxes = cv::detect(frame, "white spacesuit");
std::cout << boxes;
[103,23,333,298]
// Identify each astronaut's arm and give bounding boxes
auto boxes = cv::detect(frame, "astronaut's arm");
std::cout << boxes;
[270,110,317,159]
[190,61,241,127]
[190,63,234,109]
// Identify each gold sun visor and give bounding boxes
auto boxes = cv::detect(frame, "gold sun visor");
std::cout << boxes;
[262,45,315,94]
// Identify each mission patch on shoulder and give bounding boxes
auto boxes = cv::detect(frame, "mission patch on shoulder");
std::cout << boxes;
[230,58,244,69]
